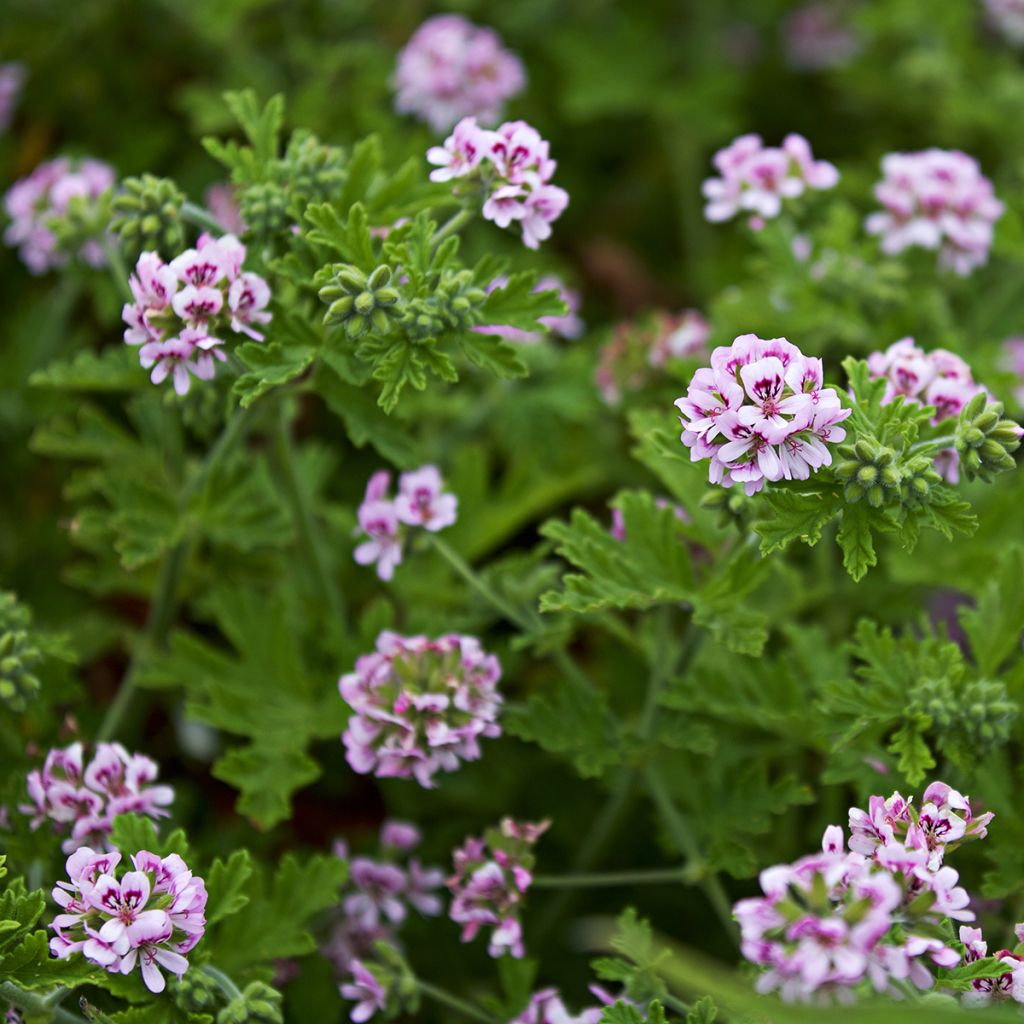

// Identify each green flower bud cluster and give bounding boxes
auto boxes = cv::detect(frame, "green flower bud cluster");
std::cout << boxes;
[320,264,401,340]
[400,270,487,340]
[281,130,346,205]
[217,982,283,1024]
[897,454,942,510]
[700,487,751,530]
[239,181,291,239]
[0,591,43,710]
[110,174,185,257]
[172,967,221,1014]
[908,677,1018,751]
[955,394,1022,483]
[834,439,904,507]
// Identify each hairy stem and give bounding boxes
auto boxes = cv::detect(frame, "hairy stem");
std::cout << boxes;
[431,207,474,245]
[415,979,500,1024]
[0,981,88,1024]
[532,866,687,888]
[271,403,347,629]
[96,404,257,742]
[180,200,228,236]
[908,435,957,455]
[203,965,244,1002]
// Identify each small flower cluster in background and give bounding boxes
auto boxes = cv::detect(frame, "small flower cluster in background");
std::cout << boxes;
[675,333,850,495]
[50,847,207,994]
[986,0,1024,45]
[735,780,995,1003]
[0,61,25,134]
[121,235,271,395]
[339,631,502,788]
[394,14,525,132]
[865,149,1003,274]
[782,2,860,71]
[510,988,603,1024]
[353,466,457,581]
[448,818,548,959]
[475,275,583,344]
[867,338,987,481]
[3,156,114,273]
[596,309,710,404]
[324,820,444,977]
[21,742,174,853]
[702,133,838,229]
[428,118,568,248]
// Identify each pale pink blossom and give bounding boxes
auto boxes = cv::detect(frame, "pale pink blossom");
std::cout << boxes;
[394,466,458,531]
[341,960,388,1023]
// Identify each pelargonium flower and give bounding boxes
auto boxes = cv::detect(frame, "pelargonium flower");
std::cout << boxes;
[3,156,115,273]
[427,118,567,249]
[341,960,389,1023]
[702,133,838,228]
[865,149,1003,275]
[675,333,850,495]
[959,926,1024,1004]
[49,846,206,994]
[20,742,174,854]
[985,0,1024,46]
[783,3,860,71]
[448,818,549,958]
[0,62,25,134]
[323,822,444,978]
[394,15,525,132]
[339,632,502,787]
[510,988,603,1024]
[474,275,584,344]
[866,338,988,482]
[352,467,457,581]
[596,310,710,405]
[121,233,271,395]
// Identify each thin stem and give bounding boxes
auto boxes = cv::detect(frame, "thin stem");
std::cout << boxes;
[100,236,132,302]
[431,207,474,245]
[272,403,347,629]
[661,993,692,1016]
[415,979,499,1024]
[0,981,88,1024]
[909,435,957,455]
[96,404,257,742]
[645,764,737,943]
[532,866,687,889]
[181,200,228,236]
[202,965,243,1002]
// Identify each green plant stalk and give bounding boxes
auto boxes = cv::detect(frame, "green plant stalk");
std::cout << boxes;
[180,200,228,235]
[415,979,500,1024]
[203,965,244,1002]
[645,763,738,943]
[271,402,347,630]
[100,236,132,302]
[532,866,688,888]
[431,206,474,245]
[96,404,258,742]
[0,981,89,1024]
[908,435,957,456]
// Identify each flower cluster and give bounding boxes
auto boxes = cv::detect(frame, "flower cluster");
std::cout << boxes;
[339,631,502,788]
[735,781,990,1002]
[596,309,710,404]
[21,742,174,854]
[865,149,1003,275]
[986,0,1024,45]
[867,338,986,481]
[510,988,603,1024]
[0,62,25,134]
[394,15,525,132]
[783,3,860,71]
[448,818,548,959]
[959,924,1024,1005]
[324,820,444,976]
[3,157,114,273]
[475,275,583,344]
[675,333,850,496]
[428,118,568,249]
[121,234,271,395]
[50,847,207,994]
[353,466,457,582]
[341,961,389,1023]
[702,133,838,228]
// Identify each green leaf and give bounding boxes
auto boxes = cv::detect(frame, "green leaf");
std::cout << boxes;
[753,489,840,555]
[477,272,567,331]
[30,347,141,392]
[205,849,254,926]
[305,201,376,270]
[887,718,936,786]
[224,89,284,164]
[600,1003,645,1024]
[233,335,317,408]
[109,813,190,859]
[836,503,877,581]
[686,996,718,1023]
[459,332,529,380]
[959,546,1024,675]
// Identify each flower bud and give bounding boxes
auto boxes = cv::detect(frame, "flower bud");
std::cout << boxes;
[239,182,290,238]
[319,263,402,340]
[0,592,43,711]
[172,968,220,1014]
[216,982,283,1024]
[954,396,1022,482]
[111,174,185,257]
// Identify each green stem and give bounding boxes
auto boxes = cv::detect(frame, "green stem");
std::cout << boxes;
[661,993,692,1016]
[909,435,957,455]
[431,207,474,245]
[415,980,499,1024]
[272,403,347,629]
[180,200,228,236]
[645,764,737,943]
[96,404,257,742]
[532,866,687,889]
[202,965,243,1002]
[100,236,132,302]
[0,981,88,1024]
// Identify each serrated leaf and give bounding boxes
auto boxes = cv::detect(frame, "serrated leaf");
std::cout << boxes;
[753,490,839,555]
[887,719,935,786]
[959,546,1024,676]
[205,849,253,926]
[304,201,375,270]
[109,813,190,859]
[600,1003,645,1024]
[836,503,876,581]
[459,332,529,379]
[478,272,567,331]
[233,336,316,408]
[30,347,141,392]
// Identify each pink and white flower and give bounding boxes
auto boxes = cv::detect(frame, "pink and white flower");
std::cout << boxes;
[510,988,603,1024]
[394,466,458,531]
[340,960,388,1023]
